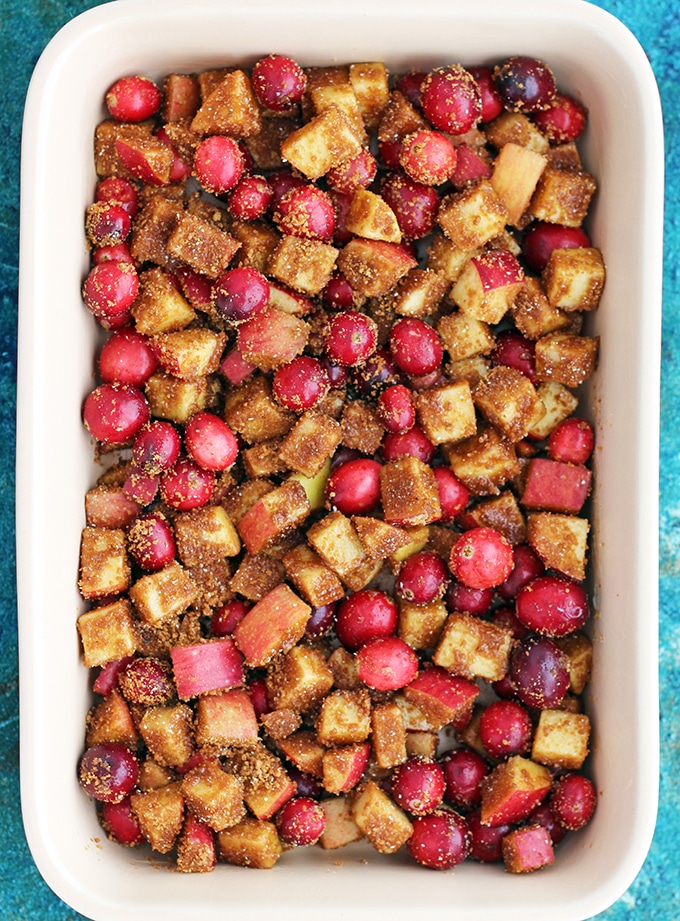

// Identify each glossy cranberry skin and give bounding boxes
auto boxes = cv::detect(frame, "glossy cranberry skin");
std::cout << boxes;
[276,796,325,846]
[79,743,139,803]
[548,417,595,465]
[123,466,159,506]
[288,766,325,800]
[132,421,181,475]
[493,56,556,113]
[322,272,356,312]
[351,348,401,398]
[445,580,493,617]
[248,678,271,718]
[82,262,139,326]
[98,329,157,386]
[83,383,149,445]
[516,575,589,636]
[395,71,428,109]
[533,92,588,143]
[86,201,131,248]
[213,267,270,323]
[421,65,482,135]
[551,773,596,830]
[275,185,335,241]
[390,318,442,377]
[526,799,568,845]
[382,424,436,464]
[212,599,251,636]
[335,589,398,651]
[468,66,504,122]
[106,75,161,121]
[273,355,330,411]
[433,467,470,522]
[127,513,176,571]
[399,130,457,186]
[479,700,533,759]
[228,174,274,221]
[381,171,440,240]
[492,330,537,382]
[100,796,144,846]
[498,544,545,601]
[326,148,378,195]
[407,810,470,869]
[118,656,175,704]
[305,602,337,637]
[251,54,306,113]
[490,605,530,641]
[326,458,382,516]
[160,455,215,510]
[324,311,378,367]
[184,412,239,471]
[392,758,446,815]
[194,135,244,195]
[96,176,139,218]
[441,748,489,809]
[376,384,416,434]
[449,527,514,590]
[521,221,591,273]
[510,636,570,709]
[396,551,449,604]
[268,169,309,213]
[93,242,134,266]
[357,636,419,691]
[467,809,510,862]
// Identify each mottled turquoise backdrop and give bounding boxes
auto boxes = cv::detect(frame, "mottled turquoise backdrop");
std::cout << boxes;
[1,1,677,918]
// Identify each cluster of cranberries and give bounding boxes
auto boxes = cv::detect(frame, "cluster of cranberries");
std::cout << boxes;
[79,52,597,873]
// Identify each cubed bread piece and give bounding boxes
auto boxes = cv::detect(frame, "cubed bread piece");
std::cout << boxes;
[131,783,185,854]
[151,327,226,379]
[129,194,184,269]
[190,69,262,137]
[327,646,361,690]
[378,90,427,144]
[433,612,513,681]
[311,83,366,142]
[174,506,240,567]
[415,381,477,446]
[483,111,550,154]
[531,709,591,770]
[224,374,295,445]
[534,332,599,388]
[527,512,590,582]
[322,742,371,794]
[451,249,525,325]
[473,365,544,442]
[340,400,385,454]
[77,599,137,668]
[144,373,210,424]
[166,212,240,279]
[437,181,508,250]
[542,246,606,311]
[437,311,496,363]
[458,490,526,545]
[229,553,284,602]
[426,232,479,283]
[446,355,491,388]
[266,235,339,295]
[139,704,195,768]
[530,167,597,228]
[277,730,326,778]
[316,689,371,746]
[556,633,593,695]
[136,758,175,792]
[345,189,401,243]
[78,527,130,600]
[380,456,442,527]
[398,599,449,651]
[85,690,138,748]
[129,561,198,626]
[260,708,301,740]
[307,510,383,591]
[352,780,413,854]
[281,106,363,179]
[352,515,412,559]
[319,796,364,850]
[242,440,288,479]
[217,818,283,869]
[527,381,579,440]
[405,731,439,759]
[337,238,417,298]
[390,268,449,317]
[266,645,334,712]
[278,411,342,478]
[371,701,408,770]
[282,543,345,608]
[132,267,196,336]
[445,424,521,496]
[491,142,547,226]
[221,478,275,525]
[349,62,390,130]
[511,275,573,340]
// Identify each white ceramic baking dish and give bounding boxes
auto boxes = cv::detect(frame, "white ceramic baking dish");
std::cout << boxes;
[17,1,663,918]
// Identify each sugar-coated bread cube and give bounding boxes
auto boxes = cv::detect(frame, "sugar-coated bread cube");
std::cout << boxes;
[491,142,547,227]
[131,782,185,854]
[398,598,448,651]
[307,510,382,591]
[229,743,296,820]
[380,456,442,527]
[433,612,514,681]
[145,373,210,423]
[340,400,385,454]
[535,331,599,388]
[277,730,326,778]
[317,689,371,746]
[378,90,427,145]
[228,552,284,602]
[282,543,345,608]
[311,83,367,141]
[426,232,479,283]
[437,181,508,251]
[345,189,401,243]
[129,195,184,269]
[266,645,334,712]
[416,381,477,446]
[322,742,371,794]
[511,275,573,341]
[337,238,417,298]
[85,690,138,748]
[278,411,342,477]
[260,708,301,740]
[457,490,526,545]
[266,235,339,295]
[445,424,521,496]
[349,62,390,130]
[527,381,579,440]
[78,527,130,600]
[352,780,413,854]
[218,818,283,869]
[151,327,226,380]
[167,212,240,279]
[190,70,262,137]
[437,311,496,363]
[129,561,198,626]
[139,703,195,767]
[531,708,591,770]
[319,796,364,850]
[224,374,295,445]
[132,267,196,336]
[556,632,594,695]
[352,515,412,560]
[389,268,449,318]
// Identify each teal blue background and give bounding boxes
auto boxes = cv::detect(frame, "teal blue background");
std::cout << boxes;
[1,1,677,917]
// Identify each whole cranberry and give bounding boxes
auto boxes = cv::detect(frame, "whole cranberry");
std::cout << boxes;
[105,75,161,121]
[399,130,457,186]
[275,185,335,241]
[521,221,591,272]
[160,455,215,510]
[516,575,589,636]
[551,773,597,830]
[83,383,149,445]
[467,808,510,862]
[432,467,470,521]
[376,384,416,434]
[351,348,401,398]
[445,580,493,617]
[92,242,134,266]
[407,809,470,869]
[194,135,244,195]
[326,149,378,195]
[382,424,436,464]
[391,758,446,815]
[268,169,309,213]
[132,421,181,475]
[228,174,274,221]
[122,466,159,507]
[322,272,356,312]
[356,636,419,691]
[492,330,537,382]
[449,527,514,589]
[526,799,568,846]
[335,589,398,651]
[273,355,330,411]
[548,417,595,465]
[493,56,556,113]
[479,700,533,759]
[96,176,139,218]
[212,600,251,636]
[98,329,157,386]
[127,512,176,571]
[184,412,239,471]
[305,602,337,637]
[251,54,306,113]
[213,266,270,322]
[533,92,588,143]
[79,743,139,803]
[326,458,382,516]
[395,71,428,109]
[390,318,443,377]
[498,543,545,600]
[276,796,325,846]
[396,551,449,604]
[440,748,489,809]
[467,66,504,122]
[324,311,378,367]
[118,656,175,705]
[381,171,440,239]
[85,201,131,248]
[82,261,139,327]
[510,636,570,709]
[421,65,482,135]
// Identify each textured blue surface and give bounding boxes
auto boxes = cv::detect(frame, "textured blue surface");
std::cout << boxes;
[1,1,678,918]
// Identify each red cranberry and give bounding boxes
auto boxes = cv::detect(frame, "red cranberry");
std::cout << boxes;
[324,311,378,367]
[105,75,161,121]
[467,808,510,862]
[492,329,537,382]
[127,512,176,571]
[325,458,382,516]
[551,773,596,830]
[533,92,588,143]
[156,127,191,182]
[322,272,356,312]
[440,748,489,809]
[399,130,457,186]
[356,636,419,691]
[421,65,482,135]
[376,384,416,434]
[498,544,545,601]
[305,602,337,637]
[228,174,274,221]
[449,527,514,589]
[390,318,442,377]
[213,266,270,323]
[407,809,470,869]
[521,221,591,272]
[92,242,134,266]
[445,580,493,617]
[433,467,470,521]
[273,355,330,411]
[391,758,446,815]
[276,796,325,846]
[526,799,568,845]
[335,589,398,651]
[326,148,377,195]
[85,201,131,248]
[100,796,144,846]
[351,348,401,398]
[184,412,239,471]
[160,455,215,510]
[379,139,405,169]
[491,673,517,700]
[194,135,244,195]
[82,262,139,326]
[510,636,570,709]
[83,383,149,445]
[329,189,355,244]
[79,743,139,803]
[275,185,335,241]
[396,551,449,604]
[479,700,533,759]
[93,656,135,696]
[548,417,595,465]
[96,176,139,218]
[98,329,157,386]
[490,605,530,640]
[395,71,428,109]
[380,171,440,239]
[118,656,175,704]
[251,54,306,113]
[248,677,271,718]
[516,575,589,636]
[212,600,251,636]
[493,56,556,113]
[288,767,325,800]
[122,466,159,506]
[467,66,504,122]
[132,421,181,475]
[382,424,436,464]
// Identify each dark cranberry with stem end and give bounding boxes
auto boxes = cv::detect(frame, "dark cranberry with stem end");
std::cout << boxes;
[324,311,378,367]
[273,355,330,411]
[533,92,588,143]
[382,424,436,464]
[335,589,398,651]
[98,329,157,386]
[516,575,589,636]
[101,796,144,846]
[551,773,596,830]
[390,318,443,377]
[127,513,176,571]
[479,700,533,759]
[468,66,504,122]
[407,809,470,869]
[548,417,595,465]
[396,551,449,604]
[445,580,493,617]
[421,64,482,135]
[391,758,446,815]
[213,266,270,322]
[493,56,556,113]
[467,809,510,862]
[521,221,591,273]
[83,383,149,445]
[160,455,215,510]
[212,600,251,636]
[79,743,139,803]
[440,748,489,809]
[106,75,161,121]
[194,135,244,195]
[118,656,175,705]
[449,527,514,590]
[325,458,382,516]
[276,796,325,846]
[251,54,306,113]
[510,635,570,709]
[132,421,181,475]
[185,412,239,471]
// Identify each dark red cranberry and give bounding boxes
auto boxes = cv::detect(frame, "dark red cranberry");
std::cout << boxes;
[305,602,337,637]
[493,56,556,113]
[251,54,306,113]
[378,139,404,169]
[213,266,270,322]
[273,355,330,411]
[407,810,470,869]
[85,201,131,248]
[132,421,181,475]
[390,318,442,377]
[212,600,251,636]
[100,796,144,846]
[322,272,356,311]
[275,185,335,241]
[551,773,596,830]
[194,135,244,195]
[79,743,139,803]
[268,169,309,213]
[122,466,159,506]
[449,527,514,589]
[326,458,382,516]
[276,796,325,846]
[83,383,149,445]
[490,605,530,640]
[440,748,489,809]
[391,758,446,815]
[335,589,398,651]
[396,551,449,604]
[521,221,591,273]
[510,636,570,709]
[184,412,239,472]
[526,799,568,845]
[118,656,175,705]
[395,71,428,109]
[533,92,588,143]
[96,176,139,218]
[445,580,493,617]
[432,467,469,522]
[329,189,355,244]
[160,455,215,510]
[320,356,349,389]
[228,174,274,221]
[498,544,545,601]
[92,242,134,266]
[106,75,161,121]
[382,424,436,464]
[381,171,440,240]
[516,575,589,636]
[376,384,416,434]
[467,66,504,122]
[248,677,271,718]
[351,348,401,398]
[288,766,325,799]
[467,809,510,862]
[421,65,482,134]
[479,700,533,759]
[127,513,176,571]
[82,262,139,326]
[548,417,595,465]
[98,329,158,386]
[324,311,378,367]
[492,330,537,382]
[93,657,135,696]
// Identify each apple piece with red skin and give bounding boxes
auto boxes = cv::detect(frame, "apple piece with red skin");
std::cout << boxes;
[219,346,256,386]
[490,142,547,227]
[322,742,371,794]
[237,479,311,555]
[237,307,309,373]
[177,813,217,874]
[451,144,492,188]
[233,583,311,668]
[115,137,174,186]
[337,237,418,298]
[267,280,314,317]
[195,689,259,747]
[521,457,592,514]
[452,249,525,324]
[403,665,479,730]
[171,639,245,700]
[480,755,552,827]
[502,824,555,874]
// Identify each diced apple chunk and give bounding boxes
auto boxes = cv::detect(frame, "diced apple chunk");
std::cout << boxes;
[416,381,477,446]
[232,583,311,668]
[181,760,246,832]
[78,527,130,600]
[218,818,283,869]
[77,599,137,667]
[437,181,508,250]
[320,796,364,849]
[542,246,606,311]
[433,613,513,682]
[281,106,363,179]
[503,824,555,873]
[480,756,552,827]
[491,142,547,226]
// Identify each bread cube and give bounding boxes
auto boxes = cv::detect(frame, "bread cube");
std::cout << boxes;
[139,704,195,768]
[542,246,606,311]
[78,526,130,600]
[190,69,261,137]
[534,332,599,388]
[307,510,382,591]
[415,381,477,446]
[245,117,301,171]
[371,700,408,770]
[278,411,342,478]
[130,193,184,269]
[136,758,175,792]
[78,600,137,670]
[389,268,449,318]
[322,742,371,794]
[378,90,427,145]
[398,599,448,651]
[327,646,361,690]
[242,440,287,479]
[277,730,326,778]
[426,232,479,283]
[446,355,491,388]
[151,327,226,380]
[301,65,350,120]
[132,267,196,336]
[437,311,496,363]
[131,782,185,854]
[527,512,590,582]
[281,106,363,179]
[405,731,439,760]
[352,780,413,854]
[218,818,283,869]
[223,374,294,444]
[352,515,412,560]
[266,645,334,712]
[311,83,366,142]
[338,238,418,298]
[437,181,508,250]
[433,612,513,681]
[345,189,401,243]
[531,709,591,770]
[380,456,442,527]
[129,561,198,626]
[473,365,544,443]
[319,796,364,850]
[556,633,593,695]
[480,756,552,827]
[445,424,521,496]
[266,235,339,296]
[491,142,547,226]
[451,250,524,325]
[531,167,597,228]
[145,372,210,424]
[527,381,579,440]
[85,690,138,748]
[484,111,550,154]
[511,275,573,340]
[340,400,385,454]
[349,62,390,130]
[458,490,526,545]
[166,212,240,279]
[316,689,371,746]
[282,543,345,608]
[390,524,431,565]
[503,824,555,873]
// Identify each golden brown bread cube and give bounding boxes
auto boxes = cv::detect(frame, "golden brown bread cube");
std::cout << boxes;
[380,456,442,527]
[139,704,195,768]
[327,646,361,690]
[281,106,363,179]
[277,730,326,778]
[230,218,281,273]
[137,758,176,792]
[319,796,364,850]
[542,246,606,311]
[144,373,210,424]
[534,332,599,388]
[352,515,412,560]
[511,275,573,340]
[174,506,241,567]
[229,553,284,602]
[166,212,241,279]
[351,780,413,854]
[129,561,198,626]
[445,424,521,496]
[349,62,390,130]
[162,73,200,122]
[345,189,401,243]
[473,365,544,443]
[190,69,262,137]
[245,117,301,171]
[85,690,139,748]
[388,267,449,318]
[131,783,185,854]
[241,440,288,479]
[433,612,514,681]
[527,511,590,582]
[425,232,479,283]
[278,411,342,478]
[266,235,339,295]
[94,119,154,177]
[132,267,196,336]
[531,709,591,770]
[437,311,496,363]
[78,527,130,600]
[301,65,350,120]
[437,181,508,250]
[378,90,427,144]
[415,381,477,446]
[316,689,371,746]
[311,83,367,142]
[260,708,301,740]
[556,633,593,695]
[530,167,597,228]
[181,760,246,832]
[398,599,449,651]
[527,381,580,440]
[129,194,185,269]
[282,543,345,608]
[459,490,526,545]
[405,731,439,760]
[490,142,547,227]
[340,400,385,454]
[336,238,417,299]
